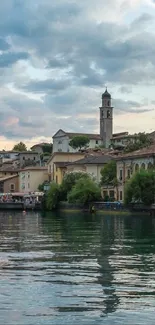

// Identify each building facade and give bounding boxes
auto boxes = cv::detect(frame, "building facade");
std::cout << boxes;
[116,145,155,201]
[0,175,19,193]
[17,151,40,168]
[66,155,113,183]
[47,152,85,184]
[99,89,113,148]
[19,167,48,193]
[52,89,114,152]
[52,129,102,153]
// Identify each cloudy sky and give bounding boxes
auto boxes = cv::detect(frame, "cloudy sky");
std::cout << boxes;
[0,0,155,149]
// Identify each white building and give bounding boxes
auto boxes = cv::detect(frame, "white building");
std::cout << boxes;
[53,129,102,153]
[53,89,115,153]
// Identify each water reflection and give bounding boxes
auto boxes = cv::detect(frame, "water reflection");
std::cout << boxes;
[0,212,155,324]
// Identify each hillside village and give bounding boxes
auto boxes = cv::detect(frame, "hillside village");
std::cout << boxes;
[0,89,155,202]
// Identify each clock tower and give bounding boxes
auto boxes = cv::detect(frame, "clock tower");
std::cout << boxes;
[99,88,113,148]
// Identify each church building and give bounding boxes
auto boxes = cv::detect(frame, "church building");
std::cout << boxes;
[52,89,126,153]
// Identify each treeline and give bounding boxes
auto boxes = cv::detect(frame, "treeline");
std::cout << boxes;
[45,171,101,210]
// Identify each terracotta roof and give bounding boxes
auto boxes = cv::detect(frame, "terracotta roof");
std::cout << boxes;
[0,151,19,154]
[112,132,128,137]
[54,162,68,167]
[17,151,40,155]
[47,152,84,164]
[111,134,136,140]
[0,175,18,182]
[20,166,47,171]
[67,155,114,165]
[116,144,155,160]
[0,167,19,172]
[66,132,101,140]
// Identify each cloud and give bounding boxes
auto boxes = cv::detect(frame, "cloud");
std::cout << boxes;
[0,0,154,148]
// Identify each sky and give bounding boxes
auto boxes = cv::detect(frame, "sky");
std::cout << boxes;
[0,0,155,149]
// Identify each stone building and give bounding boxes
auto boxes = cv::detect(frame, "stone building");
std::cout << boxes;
[116,145,155,201]
[53,89,117,152]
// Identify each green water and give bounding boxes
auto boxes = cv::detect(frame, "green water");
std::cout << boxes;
[0,211,155,324]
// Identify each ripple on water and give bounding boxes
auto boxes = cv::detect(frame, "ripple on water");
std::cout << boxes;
[0,212,155,324]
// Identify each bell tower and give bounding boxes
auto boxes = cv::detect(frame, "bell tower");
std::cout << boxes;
[99,88,113,148]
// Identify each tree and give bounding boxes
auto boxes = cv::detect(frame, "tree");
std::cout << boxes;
[124,169,155,206]
[100,160,116,186]
[42,143,53,154]
[69,136,90,150]
[46,183,61,210]
[12,142,27,152]
[60,171,91,200]
[124,133,153,153]
[68,177,101,204]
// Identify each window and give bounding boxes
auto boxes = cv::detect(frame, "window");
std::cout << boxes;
[119,169,123,180]
[23,157,25,160]
[58,140,62,144]
[56,175,58,183]
[103,190,108,197]
[101,110,104,118]
[96,140,98,144]
[58,149,62,152]
[10,183,15,193]
[28,183,30,189]
[22,183,25,189]
[127,169,130,178]
[109,190,114,198]
[0,183,4,192]
[148,162,153,169]
[107,100,110,106]
[135,164,139,172]
[141,163,145,169]
[107,110,111,118]
[56,167,58,172]
[119,191,123,201]
[34,157,36,160]
[28,174,30,178]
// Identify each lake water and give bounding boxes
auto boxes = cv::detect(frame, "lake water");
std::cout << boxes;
[0,211,155,325]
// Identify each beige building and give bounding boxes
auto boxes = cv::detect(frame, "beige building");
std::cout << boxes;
[116,145,155,201]
[19,167,48,193]
[31,143,51,154]
[17,151,40,168]
[66,155,113,183]
[47,152,85,184]
[0,175,19,193]
[52,89,124,151]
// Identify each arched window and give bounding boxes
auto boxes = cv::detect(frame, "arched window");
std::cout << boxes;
[107,110,110,118]
[107,100,110,107]
[101,110,104,118]
[135,163,139,172]
[141,163,145,169]
[148,162,153,169]
[10,183,15,193]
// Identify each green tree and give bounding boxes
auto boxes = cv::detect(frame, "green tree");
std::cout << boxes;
[46,182,61,210]
[124,169,155,206]
[68,177,101,204]
[69,136,90,150]
[100,160,116,186]
[60,171,90,200]
[12,141,27,152]
[42,143,53,154]
[124,133,153,153]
